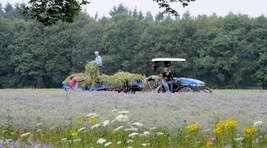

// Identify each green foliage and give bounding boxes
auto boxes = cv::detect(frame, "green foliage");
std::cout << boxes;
[22,0,90,26]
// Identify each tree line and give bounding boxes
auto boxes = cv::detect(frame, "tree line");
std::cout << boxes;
[0,3,267,89]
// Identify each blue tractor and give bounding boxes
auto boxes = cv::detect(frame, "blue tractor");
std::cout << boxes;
[144,58,212,93]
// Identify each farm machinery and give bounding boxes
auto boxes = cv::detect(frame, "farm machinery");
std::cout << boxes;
[143,58,212,93]
[62,58,212,93]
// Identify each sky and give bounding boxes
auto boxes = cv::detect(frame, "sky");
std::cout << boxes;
[1,0,267,18]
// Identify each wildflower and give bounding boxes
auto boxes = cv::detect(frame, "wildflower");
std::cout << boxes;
[86,113,98,118]
[112,109,119,113]
[97,138,106,144]
[104,142,112,147]
[224,119,237,129]
[61,138,67,141]
[69,129,77,136]
[21,132,31,138]
[206,141,213,147]
[118,110,129,114]
[127,139,134,143]
[150,127,156,130]
[127,146,133,148]
[128,132,139,138]
[103,120,110,127]
[117,141,122,144]
[91,124,100,129]
[50,126,56,130]
[37,123,43,126]
[244,126,257,136]
[132,122,143,127]
[143,131,150,136]
[253,121,263,127]
[89,117,98,124]
[234,137,244,141]
[36,129,42,132]
[156,132,164,136]
[186,123,200,132]
[142,143,150,146]
[76,116,84,126]
[73,139,81,142]
[77,127,86,132]
[204,128,211,132]
[112,114,128,122]
[113,126,124,132]
[124,127,138,132]
[255,138,259,143]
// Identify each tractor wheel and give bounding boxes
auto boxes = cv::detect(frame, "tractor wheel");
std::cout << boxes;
[199,87,212,93]
[204,87,212,93]
[177,87,193,92]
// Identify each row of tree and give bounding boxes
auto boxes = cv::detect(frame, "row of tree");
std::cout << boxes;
[0,3,267,89]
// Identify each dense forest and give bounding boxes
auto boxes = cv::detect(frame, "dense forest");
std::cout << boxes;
[0,3,267,89]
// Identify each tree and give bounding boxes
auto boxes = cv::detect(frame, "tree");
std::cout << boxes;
[144,11,153,21]
[22,0,90,26]
[109,3,129,17]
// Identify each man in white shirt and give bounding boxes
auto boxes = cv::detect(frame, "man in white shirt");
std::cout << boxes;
[88,51,103,75]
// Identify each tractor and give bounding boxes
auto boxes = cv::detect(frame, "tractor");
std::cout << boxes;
[144,58,212,93]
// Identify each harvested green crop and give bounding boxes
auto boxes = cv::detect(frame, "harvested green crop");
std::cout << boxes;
[64,63,145,90]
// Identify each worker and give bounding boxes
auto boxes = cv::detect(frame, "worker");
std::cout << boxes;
[163,67,177,92]
[147,74,170,93]
[69,75,85,90]
[88,51,103,75]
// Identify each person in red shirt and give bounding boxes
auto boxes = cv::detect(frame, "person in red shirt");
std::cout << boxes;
[69,75,85,90]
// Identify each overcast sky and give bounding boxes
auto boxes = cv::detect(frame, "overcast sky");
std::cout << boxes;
[1,0,267,18]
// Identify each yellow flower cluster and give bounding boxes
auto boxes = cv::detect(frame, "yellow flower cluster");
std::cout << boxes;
[76,116,84,126]
[206,141,213,147]
[89,117,98,124]
[244,126,257,136]
[69,129,77,137]
[214,119,237,135]
[186,123,200,132]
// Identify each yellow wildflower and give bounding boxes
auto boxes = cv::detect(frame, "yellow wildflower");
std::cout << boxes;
[224,119,237,129]
[186,123,200,132]
[244,126,257,136]
[76,116,84,126]
[69,129,77,137]
[214,119,237,135]
[206,141,213,147]
[89,117,98,124]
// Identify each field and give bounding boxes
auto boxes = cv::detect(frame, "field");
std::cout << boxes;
[0,89,267,147]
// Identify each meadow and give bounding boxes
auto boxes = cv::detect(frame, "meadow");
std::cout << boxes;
[0,89,267,147]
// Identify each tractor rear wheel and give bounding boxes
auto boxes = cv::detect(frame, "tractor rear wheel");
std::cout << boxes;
[177,87,193,92]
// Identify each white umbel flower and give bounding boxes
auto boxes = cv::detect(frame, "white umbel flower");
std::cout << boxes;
[234,137,244,141]
[77,127,86,132]
[253,121,263,127]
[91,124,100,129]
[118,110,129,114]
[132,122,143,127]
[104,142,112,147]
[37,123,43,126]
[124,127,138,132]
[97,138,106,144]
[113,126,124,132]
[103,120,110,127]
[86,113,98,118]
[155,132,164,136]
[21,132,31,138]
[128,132,139,137]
